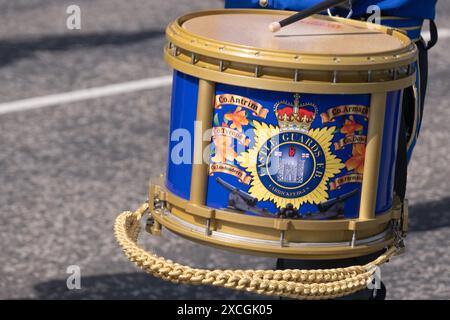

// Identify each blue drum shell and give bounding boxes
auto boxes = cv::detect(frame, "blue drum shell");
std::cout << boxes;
[166,71,402,219]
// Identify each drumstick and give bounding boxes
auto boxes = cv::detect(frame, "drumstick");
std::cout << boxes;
[269,0,349,32]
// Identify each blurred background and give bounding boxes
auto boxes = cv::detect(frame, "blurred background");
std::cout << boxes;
[0,0,448,299]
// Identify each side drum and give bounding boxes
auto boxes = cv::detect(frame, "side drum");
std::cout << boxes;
[152,9,416,259]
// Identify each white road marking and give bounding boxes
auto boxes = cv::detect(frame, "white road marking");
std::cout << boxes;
[440,28,450,39]
[423,28,450,42]
[0,75,173,115]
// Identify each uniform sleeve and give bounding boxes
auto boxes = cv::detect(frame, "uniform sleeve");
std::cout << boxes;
[224,0,437,20]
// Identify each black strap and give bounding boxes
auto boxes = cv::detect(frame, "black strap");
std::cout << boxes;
[426,19,438,50]
[394,108,408,202]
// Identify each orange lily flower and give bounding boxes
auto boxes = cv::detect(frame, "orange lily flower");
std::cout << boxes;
[345,143,366,174]
[211,135,237,163]
[341,116,363,136]
[224,107,249,132]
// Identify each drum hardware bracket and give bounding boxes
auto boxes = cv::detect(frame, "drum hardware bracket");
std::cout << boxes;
[254,65,261,78]
[219,60,226,72]
[170,43,179,57]
[191,53,197,65]
[367,70,373,82]
[392,68,398,80]
[146,197,164,236]
[294,69,300,82]
[279,230,286,247]
[205,218,212,236]
[350,230,357,248]
[153,196,167,210]
[146,213,162,236]
[333,70,338,83]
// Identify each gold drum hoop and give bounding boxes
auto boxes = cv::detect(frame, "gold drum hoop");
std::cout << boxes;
[165,9,417,94]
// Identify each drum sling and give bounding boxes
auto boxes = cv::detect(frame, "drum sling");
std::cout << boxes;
[115,204,401,300]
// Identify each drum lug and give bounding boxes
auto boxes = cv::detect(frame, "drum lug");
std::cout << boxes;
[170,44,178,57]
[219,60,226,72]
[333,70,338,83]
[191,53,197,65]
[146,196,165,236]
[205,218,212,236]
[407,63,415,76]
[146,213,162,236]
[350,230,356,248]
[254,65,261,78]
[149,179,167,211]
[367,70,372,82]
[280,230,287,247]
[391,68,398,80]
[153,197,167,210]
[294,69,300,82]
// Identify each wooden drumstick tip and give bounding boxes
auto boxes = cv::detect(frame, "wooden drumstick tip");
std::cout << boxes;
[268,22,281,33]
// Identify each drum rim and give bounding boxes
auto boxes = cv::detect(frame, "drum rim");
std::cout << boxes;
[157,208,394,260]
[164,51,416,94]
[149,177,401,259]
[177,10,411,56]
[167,9,417,69]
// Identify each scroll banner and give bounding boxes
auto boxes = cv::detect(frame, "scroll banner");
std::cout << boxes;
[330,174,363,190]
[215,94,269,119]
[212,126,250,146]
[209,163,251,185]
[321,105,369,123]
[334,135,366,150]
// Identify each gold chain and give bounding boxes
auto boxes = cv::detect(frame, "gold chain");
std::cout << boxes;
[114,202,398,300]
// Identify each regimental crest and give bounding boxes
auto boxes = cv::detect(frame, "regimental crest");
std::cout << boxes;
[237,94,344,210]
[274,94,317,132]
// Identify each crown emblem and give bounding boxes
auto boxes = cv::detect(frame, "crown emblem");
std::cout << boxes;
[274,94,317,132]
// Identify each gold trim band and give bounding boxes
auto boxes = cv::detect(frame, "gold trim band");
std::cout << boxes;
[165,51,416,94]
[190,79,215,205]
[149,177,402,259]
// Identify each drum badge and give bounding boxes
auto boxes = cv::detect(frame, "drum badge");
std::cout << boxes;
[237,94,345,209]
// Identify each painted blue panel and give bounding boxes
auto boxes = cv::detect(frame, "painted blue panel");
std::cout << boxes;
[379,18,423,28]
[165,78,403,218]
[376,91,402,213]
[205,83,378,219]
[165,71,198,200]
